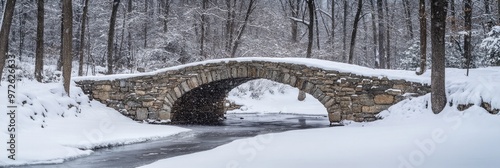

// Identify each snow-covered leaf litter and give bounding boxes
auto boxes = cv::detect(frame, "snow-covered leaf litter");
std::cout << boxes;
[0,81,189,166]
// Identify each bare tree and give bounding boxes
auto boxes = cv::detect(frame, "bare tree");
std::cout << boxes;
[78,0,89,76]
[348,0,363,64]
[62,0,73,94]
[369,0,378,68]
[107,0,120,74]
[200,0,208,58]
[430,0,448,114]
[377,0,386,69]
[464,0,472,76]
[229,0,257,58]
[416,0,426,75]
[306,0,314,58]
[35,0,44,82]
[0,0,16,81]
[341,0,347,61]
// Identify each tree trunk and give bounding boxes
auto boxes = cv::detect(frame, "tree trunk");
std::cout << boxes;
[62,0,73,94]
[78,0,89,76]
[377,0,386,69]
[107,0,120,74]
[200,0,207,58]
[143,0,148,48]
[341,0,347,61]
[330,0,334,48]
[348,0,363,64]
[369,0,378,68]
[306,0,314,58]
[416,0,427,75]
[314,2,320,50]
[497,0,500,23]
[464,0,472,76]
[127,0,133,71]
[291,0,299,43]
[384,0,391,69]
[450,0,456,34]
[162,0,170,33]
[430,0,448,114]
[35,0,44,82]
[402,0,413,39]
[0,0,15,81]
[18,2,26,62]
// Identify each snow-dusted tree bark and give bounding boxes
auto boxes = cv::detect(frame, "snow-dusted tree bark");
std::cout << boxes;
[0,0,15,81]
[107,0,120,74]
[35,0,44,82]
[416,0,426,75]
[62,0,72,94]
[430,0,447,114]
[348,0,362,64]
[78,0,89,76]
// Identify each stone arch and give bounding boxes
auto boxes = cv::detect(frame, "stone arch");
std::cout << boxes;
[167,62,334,124]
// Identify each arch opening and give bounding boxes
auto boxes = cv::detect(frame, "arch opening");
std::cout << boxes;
[171,78,329,125]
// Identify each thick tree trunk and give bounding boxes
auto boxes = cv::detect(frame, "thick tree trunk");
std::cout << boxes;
[0,0,15,81]
[377,0,386,69]
[62,0,73,94]
[78,0,89,76]
[107,0,120,74]
[464,0,472,75]
[416,0,427,75]
[430,0,448,114]
[35,0,44,82]
[306,0,314,58]
[348,0,363,64]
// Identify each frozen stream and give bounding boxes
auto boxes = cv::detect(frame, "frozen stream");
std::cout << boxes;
[18,113,329,168]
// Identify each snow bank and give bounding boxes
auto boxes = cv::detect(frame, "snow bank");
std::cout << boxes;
[141,67,500,168]
[0,81,189,166]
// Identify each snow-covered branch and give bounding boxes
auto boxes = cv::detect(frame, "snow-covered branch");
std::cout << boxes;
[289,17,309,26]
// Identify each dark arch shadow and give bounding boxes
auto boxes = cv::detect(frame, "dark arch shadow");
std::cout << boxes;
[171,78,328,125]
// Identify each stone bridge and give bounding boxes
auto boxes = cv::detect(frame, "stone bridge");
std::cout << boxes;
[75,58,430,125]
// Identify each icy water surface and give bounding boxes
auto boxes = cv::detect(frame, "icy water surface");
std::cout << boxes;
[19,113,329,168]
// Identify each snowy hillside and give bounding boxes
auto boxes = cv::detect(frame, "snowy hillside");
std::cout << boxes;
[0,81,189,166]
[141,67,500,168]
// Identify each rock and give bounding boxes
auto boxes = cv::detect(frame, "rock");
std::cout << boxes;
[362,105,391,113]
[374,94,394,105]
[136,108,148,120]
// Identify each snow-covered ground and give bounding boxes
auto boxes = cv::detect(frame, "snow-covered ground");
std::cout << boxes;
[141,67,500,168]
[226,79,327,115]
[0,81,189,166]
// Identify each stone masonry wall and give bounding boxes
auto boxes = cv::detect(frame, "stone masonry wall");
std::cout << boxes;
[76,60,431,124]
